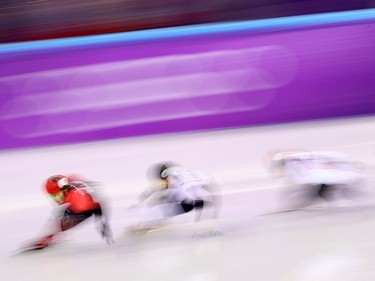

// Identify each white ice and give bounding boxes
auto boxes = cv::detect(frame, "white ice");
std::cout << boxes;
[0,115,375,281]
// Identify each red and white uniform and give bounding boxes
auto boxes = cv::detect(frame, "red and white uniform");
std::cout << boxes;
[30,175,112,250]
[63,185,100,213]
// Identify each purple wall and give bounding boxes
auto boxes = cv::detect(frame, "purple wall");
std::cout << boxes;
[0,21,374,150]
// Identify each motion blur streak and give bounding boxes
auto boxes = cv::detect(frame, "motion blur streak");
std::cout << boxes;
[0,46,294,137]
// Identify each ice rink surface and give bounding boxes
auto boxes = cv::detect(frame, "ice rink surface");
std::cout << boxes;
[1,115,375,281]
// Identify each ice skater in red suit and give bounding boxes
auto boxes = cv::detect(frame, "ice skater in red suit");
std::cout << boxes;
[29,174,113,250]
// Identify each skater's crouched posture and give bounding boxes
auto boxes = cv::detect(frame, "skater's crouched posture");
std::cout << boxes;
[30,175,113,250]
[264,150,365,210]
[128,162,222,236]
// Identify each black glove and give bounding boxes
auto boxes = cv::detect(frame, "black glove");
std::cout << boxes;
[100,223,114,244]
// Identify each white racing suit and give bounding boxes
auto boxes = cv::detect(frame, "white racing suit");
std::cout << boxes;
[136,169,221,231]
[279,151,365,207]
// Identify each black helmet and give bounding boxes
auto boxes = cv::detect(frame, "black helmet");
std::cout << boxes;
[146,161,180,181]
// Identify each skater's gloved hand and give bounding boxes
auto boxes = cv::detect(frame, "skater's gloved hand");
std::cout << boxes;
[101,223,115,244]
[24,234,54,251]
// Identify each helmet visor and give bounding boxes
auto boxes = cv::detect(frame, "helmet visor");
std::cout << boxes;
[50,191,65,204]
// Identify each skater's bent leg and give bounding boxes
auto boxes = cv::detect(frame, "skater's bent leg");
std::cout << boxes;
[60,209,93,231]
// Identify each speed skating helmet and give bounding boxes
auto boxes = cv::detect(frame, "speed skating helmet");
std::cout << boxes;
[159,161,182,179]
[145,161,181,181]
[45,175,69,195]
